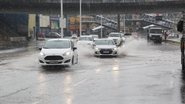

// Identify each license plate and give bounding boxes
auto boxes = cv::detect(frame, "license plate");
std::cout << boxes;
[103,51,109,53]
[49,60,58,64]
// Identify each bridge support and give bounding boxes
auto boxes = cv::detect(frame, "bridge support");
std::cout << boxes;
[35,14,40,40]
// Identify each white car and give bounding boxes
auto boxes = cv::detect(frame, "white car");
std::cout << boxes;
[36,32,61,49]
[108,32,125,46]
[93,38,118,57]
[38,39,78,66]
[90,34,99,39]
[77,35,94,46]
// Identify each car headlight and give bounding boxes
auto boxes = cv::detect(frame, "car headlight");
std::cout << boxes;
[95,47,99,51]
[40,52,45,56]
[113,47,118,51]
[63,51,71,56]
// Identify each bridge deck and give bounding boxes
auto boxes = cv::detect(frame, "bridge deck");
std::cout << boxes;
[0,1,184,14]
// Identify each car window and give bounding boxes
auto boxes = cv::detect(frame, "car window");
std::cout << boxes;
[95,40,115,45]
[79,37,93,41]
[43,40,70,49]
[92,35,98,38]
[45,32,61,38]
[150,29,162,34]
[109,33,121,37]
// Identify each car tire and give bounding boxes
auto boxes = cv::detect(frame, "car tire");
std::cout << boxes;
[182,54,185,70]
[75,56,78,64]
[72,56,74,65]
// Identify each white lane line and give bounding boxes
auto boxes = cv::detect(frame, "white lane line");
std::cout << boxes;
[73,79,87,87]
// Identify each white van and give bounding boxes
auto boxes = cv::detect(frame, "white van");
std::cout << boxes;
[148,27,163,43]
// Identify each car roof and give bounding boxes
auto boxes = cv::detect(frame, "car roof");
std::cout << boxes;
[80,35,93,37]
[47,38,71,41]
[90,34,98,36]
[150,27,162,29]
[109,32,123,34]
[94,38,113,41]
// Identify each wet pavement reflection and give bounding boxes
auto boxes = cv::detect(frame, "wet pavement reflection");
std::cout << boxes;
[0,38,183,104]
[181,71,185,104]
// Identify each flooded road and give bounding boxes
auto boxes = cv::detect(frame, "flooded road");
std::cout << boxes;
[0,38,183,104]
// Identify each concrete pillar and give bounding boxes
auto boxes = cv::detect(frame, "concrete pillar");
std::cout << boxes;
[35,14,40,40]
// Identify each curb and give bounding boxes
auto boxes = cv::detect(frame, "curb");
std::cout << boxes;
[166,39,180,44]
[0,41,37,55]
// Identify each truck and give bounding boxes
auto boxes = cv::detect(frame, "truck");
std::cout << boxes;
[148,27,163,43]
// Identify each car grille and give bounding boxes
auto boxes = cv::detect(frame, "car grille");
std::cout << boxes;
[45,56,63,60]
[100,49,113,54]
[46,61,62,64]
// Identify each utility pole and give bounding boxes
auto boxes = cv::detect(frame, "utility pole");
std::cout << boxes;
[60,0,64,38]
[101,15,103,38]
[80,0,82,37]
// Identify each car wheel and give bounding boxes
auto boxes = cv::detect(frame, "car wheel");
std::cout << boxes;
[72,56,74,65]
[182,53,185,70]
[75,56,78,64]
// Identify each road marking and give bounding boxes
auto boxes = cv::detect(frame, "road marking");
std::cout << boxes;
[73,79,87,87]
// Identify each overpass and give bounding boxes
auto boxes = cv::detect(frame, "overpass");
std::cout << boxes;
[0,0,185,14]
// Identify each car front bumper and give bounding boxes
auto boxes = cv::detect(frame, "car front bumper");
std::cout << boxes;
[94,50,118,56]
[38,55,72,66]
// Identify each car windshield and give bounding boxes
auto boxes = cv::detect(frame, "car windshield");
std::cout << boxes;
[150,29,162,34]
[71,37,77,39]
[109,33,121,37]
[79,37,93,41]
[43,40,70,49]
[45,32,61,38]
[95,40,115,45]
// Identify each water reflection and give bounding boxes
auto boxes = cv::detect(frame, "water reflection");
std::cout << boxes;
[95,68,101,73]
[40,66,71,74]
[112,60,120,83]
[38,73,47,97]
[64,74,73,104]
[181,71,185,104]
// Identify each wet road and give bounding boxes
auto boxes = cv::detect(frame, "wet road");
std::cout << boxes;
[0,38,183,104]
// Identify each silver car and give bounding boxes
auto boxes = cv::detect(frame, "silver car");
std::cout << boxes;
[93,38,118,57]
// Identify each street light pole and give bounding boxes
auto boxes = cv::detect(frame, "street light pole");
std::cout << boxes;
[61,0,64,38]
[124,14,126,33]
[101,15,103,38]
[80,0,82,37]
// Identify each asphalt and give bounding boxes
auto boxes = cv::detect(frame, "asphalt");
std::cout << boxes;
[0,38,180,56]
[166,38,180,44]
[0,37,183,104]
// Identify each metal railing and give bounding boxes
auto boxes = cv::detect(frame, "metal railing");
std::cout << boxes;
[142,14,174,29]
[82,15,118,30]
[0,0,181,3]
[82,14,176,30]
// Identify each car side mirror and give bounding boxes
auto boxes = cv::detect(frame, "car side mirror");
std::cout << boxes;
[39,48,42,50]
[73,47,77,51]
